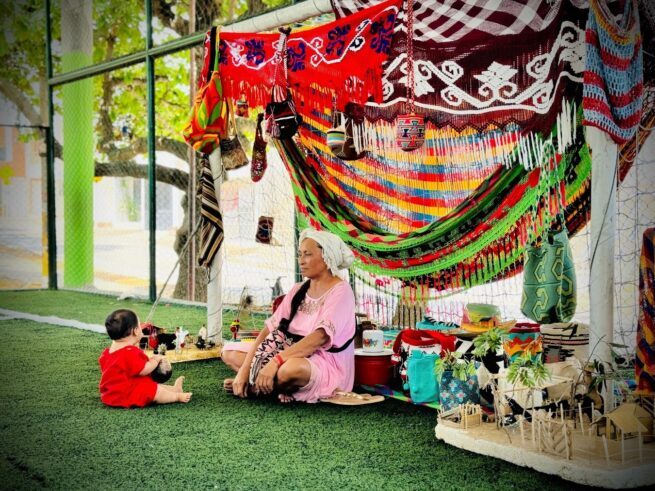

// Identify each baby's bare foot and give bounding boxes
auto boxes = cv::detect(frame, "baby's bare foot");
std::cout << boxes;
[223,378,234,393]
[278,393,294,404]
[177,392,192,403]
[174,376,185,393]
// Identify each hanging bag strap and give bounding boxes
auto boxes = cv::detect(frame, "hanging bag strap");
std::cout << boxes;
[277,280,311,335]
[405,0,415,114]
[278,280,356,353]
[271,27,291,103]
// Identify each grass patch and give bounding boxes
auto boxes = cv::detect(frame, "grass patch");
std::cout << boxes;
[0,291,578,489]
[0,289,264,334]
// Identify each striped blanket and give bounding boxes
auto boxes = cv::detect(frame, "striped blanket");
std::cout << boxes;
[636,228,655,395]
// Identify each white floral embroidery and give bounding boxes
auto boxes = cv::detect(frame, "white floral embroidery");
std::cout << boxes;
[298,297,325,315]
[316,319,336,335]
[372,21,585,115]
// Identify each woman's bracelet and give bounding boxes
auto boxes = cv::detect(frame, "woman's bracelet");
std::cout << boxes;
[274,354,285,367]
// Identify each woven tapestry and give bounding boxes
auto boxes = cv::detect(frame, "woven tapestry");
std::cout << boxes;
[636,228,655,396]
[215,0,401,110]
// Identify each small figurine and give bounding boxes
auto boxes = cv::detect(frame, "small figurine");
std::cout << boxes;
[196,324,207,349]
[230,319,240,341]
[174,326,189,354]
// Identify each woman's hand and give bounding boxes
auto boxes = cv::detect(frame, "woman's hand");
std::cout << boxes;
[254,360,279,395]
[232,367,250,398]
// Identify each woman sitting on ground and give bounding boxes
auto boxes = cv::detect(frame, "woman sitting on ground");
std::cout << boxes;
[222,228,356,403]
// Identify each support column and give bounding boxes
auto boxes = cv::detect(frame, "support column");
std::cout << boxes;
[587,126,618,380]
[206,150,223,342]
[61,0,94,287]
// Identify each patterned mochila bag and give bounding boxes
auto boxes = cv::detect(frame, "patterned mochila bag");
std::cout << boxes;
[521,228,577,323]
[395,0,425,152]
[391,329,457,390]
[219,100,249,170]
[264,28,302,140]
[249,280,356,386]
[183,26,228,154]
[249,281,311,385]
[327,102,366,161]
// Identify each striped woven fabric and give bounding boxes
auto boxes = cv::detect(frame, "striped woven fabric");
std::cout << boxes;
[636,228,655,396]
[583,0,644,144]
[197,156,224,268]
[274,112,591,289]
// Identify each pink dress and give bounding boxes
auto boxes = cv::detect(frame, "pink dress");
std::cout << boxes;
[225,280,356,403]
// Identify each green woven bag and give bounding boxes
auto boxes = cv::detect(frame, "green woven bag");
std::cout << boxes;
[521,229,576,323]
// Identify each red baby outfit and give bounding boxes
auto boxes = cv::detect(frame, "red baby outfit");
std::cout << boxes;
[99,345,157,408]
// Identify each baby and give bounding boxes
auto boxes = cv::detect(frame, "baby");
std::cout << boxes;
[99,309,192,407]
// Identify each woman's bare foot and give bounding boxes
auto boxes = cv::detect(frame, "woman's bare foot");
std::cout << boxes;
[177,392,192,403]
[278,393,294,404]
[173,376,185,393]
[223,378,234,393]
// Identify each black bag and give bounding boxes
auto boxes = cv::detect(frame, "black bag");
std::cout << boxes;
[265,93,303,140]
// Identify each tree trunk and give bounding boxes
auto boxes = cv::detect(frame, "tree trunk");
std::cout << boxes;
[172,190,208,301]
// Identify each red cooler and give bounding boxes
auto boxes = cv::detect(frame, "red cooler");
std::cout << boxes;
[354,348,393,386]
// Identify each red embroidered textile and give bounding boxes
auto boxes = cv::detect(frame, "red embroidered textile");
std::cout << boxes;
[98,346,157,408]
[213,0,401,110]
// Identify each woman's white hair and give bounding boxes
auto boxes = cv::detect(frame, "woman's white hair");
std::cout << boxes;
[299,228,355,276]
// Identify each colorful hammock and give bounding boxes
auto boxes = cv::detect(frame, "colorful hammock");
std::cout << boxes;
[276,113,590,290]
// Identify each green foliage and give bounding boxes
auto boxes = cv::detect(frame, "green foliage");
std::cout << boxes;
[434,351,476,382]
[506,352,548,388]
[472,327,506,358]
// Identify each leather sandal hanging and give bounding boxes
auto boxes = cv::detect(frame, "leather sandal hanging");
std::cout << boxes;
[251,113,268,182]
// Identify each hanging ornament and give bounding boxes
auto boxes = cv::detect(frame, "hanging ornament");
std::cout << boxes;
[327,95,347,154]
[395,0,424,151]
[236,93,249,117]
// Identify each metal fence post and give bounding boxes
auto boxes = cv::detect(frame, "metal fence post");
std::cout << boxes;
[45,0,57,290]
[146,0,157,302]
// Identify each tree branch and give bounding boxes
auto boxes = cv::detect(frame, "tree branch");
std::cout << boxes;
[102,136,189,162]
[0,79,44,127]
[95,161,189,191]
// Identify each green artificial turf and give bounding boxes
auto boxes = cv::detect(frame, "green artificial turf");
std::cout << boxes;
[0,289,264,335]
[0,291,579,490]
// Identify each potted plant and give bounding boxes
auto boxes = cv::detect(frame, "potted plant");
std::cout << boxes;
[506,351,549,388]
[472,327,506,375]
[434,351,479,411]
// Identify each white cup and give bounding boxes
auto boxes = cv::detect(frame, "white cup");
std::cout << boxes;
[362,329,384,353]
